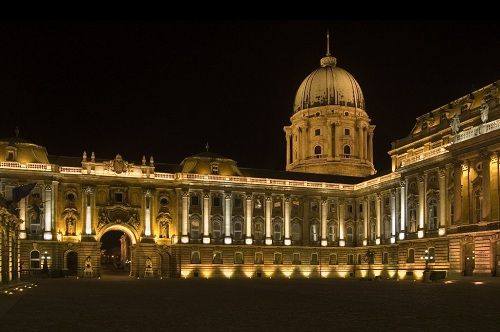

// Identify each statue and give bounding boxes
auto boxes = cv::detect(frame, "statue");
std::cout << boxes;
[66,218,75,236]
[144,256,153,278]
[450,114,460,135]
[84,256,93,277]
[480,100,489,123]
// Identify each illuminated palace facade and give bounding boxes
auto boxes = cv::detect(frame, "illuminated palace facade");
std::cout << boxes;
[1,47,500,282]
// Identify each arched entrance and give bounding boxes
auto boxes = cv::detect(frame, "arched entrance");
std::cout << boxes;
[100,230,132,276]
[66,251,78,276]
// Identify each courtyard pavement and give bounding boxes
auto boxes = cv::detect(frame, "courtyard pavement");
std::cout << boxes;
[1,276,499,331]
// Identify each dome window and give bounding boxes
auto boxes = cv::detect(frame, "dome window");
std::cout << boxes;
[314,146,322,157]
[314,129,321,136]
[210,163,219,175]
[343,145,351,158]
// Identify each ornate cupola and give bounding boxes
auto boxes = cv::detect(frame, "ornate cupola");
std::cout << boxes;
[284,31,376,177]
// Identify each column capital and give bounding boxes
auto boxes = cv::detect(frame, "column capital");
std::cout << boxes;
[265,195,272,202]
[182,190,190,198]
[321,197,328,205]
[204,191,210,199]
[284,195,290,203]
[399,180,406,188]
[245,193,252,200]
[479,149,492,160]
[143,189,153,198]
[438,168,446,178]
[417,175,425,183]
[491,152,498,163]
[83,186,94,194]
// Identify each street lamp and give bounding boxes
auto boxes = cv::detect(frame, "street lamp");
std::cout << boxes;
[420,249,433,271]
[41,251,51,273]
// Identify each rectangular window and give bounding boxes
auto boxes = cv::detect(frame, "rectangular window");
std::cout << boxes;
[348,205,353,214]
[114,192,123,203]
[315,129,321,136]
[273,252,282,265]
[347,254,354,265]
[7,151,14,161]
[234,197,242,208]
[344,128,350,136]
[357,254,362,265]
[211,164,219,175]
[359,204,363,213]
[292,253,301,265]
[407,249,415,263]
[212,252,222,264]
[234,252,244,264]
[382,252,388,264]
[329,254,338,265]
[310,253,319,265]
[213,196,221,207]
[255,252,264,264]
[191,195,199,206]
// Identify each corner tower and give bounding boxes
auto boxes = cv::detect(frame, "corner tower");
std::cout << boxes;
[284,32,376,177]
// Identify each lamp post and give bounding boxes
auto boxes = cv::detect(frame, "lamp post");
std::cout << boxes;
[41,251,51,275]
[421,249,432,282]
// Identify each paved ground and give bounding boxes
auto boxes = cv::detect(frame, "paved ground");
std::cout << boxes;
[1,276,499,331]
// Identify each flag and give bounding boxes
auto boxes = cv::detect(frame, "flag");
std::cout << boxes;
[12,183,36,203]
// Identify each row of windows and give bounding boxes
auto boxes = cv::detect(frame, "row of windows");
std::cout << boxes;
[190,248,436,265]
[313,145,351,157]
[313,128,351,136]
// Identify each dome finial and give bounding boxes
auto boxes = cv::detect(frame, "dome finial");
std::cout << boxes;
[326,29,331,56]
[320,30,336,68]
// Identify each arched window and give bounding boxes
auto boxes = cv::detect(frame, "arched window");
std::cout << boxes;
[212,219,222,240]
[234,252,244,264]
[190,218,200,239]
[233,219,243,240]
[408,199,417,233]
[291,222,301,241]
[327,222,336,242]
[310,223,319,242]
[428,197,438,230]
[407,248,415,263]
[310,253,319,265]
[273,220,282,242]
[343,145,351,158]
[314,146,322,156]
[346,226,354,244]
[30,250,40,269]
[191,251,201,264]
[253,219,264,240]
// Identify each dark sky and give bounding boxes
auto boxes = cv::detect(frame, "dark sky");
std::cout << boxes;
[1,20,499,173]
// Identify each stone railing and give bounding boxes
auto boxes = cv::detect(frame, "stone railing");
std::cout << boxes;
[400,145,449,167]
[454,118,500,144]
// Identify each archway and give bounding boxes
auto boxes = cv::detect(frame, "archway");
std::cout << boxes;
[66,251,78,276]
[100,230,132,276]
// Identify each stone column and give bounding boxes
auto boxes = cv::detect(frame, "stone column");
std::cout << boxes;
[284,196,291,246]
[438,168,447,235]
[245,194,253,245]
[491,153,499,221]
[453,161,462,224]
[203,192,210,244]
[328,122,334,158]
[43,184,52,240]
[363,198,368,246]
[181,191,189,243]
[320,198,328,247]
[417,175,425,238]
[399,181,406,240]
[144,190,152,237]
[358,124,364,159]
[390,190,396,243]
[462,162,470,224]
[224,192,232,244]
[481,151,491,222]
[339,201,345,246]
[19,197,27,239]
[375,194,381,244]
[368,130,374,163]
[84,187,93,236]
[334,122,341,159]
[363,128,368,160]
[286,134,290,166]
[265,195,272,245]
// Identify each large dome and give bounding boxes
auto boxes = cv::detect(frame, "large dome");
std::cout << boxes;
[293,55,365,113]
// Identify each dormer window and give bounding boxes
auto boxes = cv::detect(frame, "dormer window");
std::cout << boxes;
[210,163,219,175]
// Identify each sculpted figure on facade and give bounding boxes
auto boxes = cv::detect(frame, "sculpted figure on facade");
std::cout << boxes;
[450,114,460,135]
[480,99,489,123]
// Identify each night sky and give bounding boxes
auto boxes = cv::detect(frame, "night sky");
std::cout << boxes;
[1,21,499,173]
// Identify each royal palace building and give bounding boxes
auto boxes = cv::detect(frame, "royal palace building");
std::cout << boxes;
[1,42,500,282]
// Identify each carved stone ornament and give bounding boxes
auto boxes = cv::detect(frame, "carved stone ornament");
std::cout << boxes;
[106,154,131,174]
[480,99,489,123]
[97,206,140,230]
[450,114,460,135]
[157,211,172,238]
[62,207,79,236]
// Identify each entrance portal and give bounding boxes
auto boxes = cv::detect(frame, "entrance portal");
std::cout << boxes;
[464,242,475,276]
[100,230,131,276]
[66,251,78,276]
